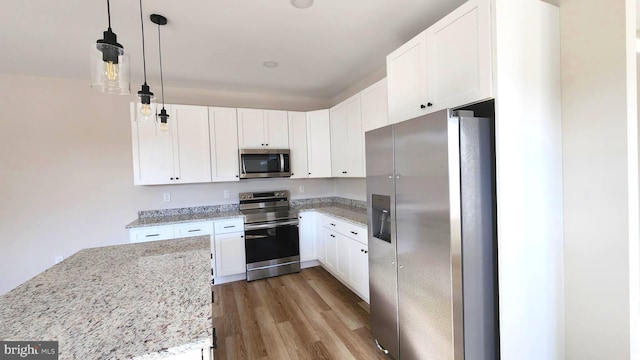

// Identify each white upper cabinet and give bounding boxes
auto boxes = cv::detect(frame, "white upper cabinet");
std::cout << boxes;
[306,109,332,178]
[386,31,428,124]
[386,0,493,123]
[131,103,176,185]
[361,78,389,132]
[330,94,365,178]
[264,110,290,148]
[288,111,309,179]
[131,103,212,185]
[237,108,289,149]
[426,0,492,113]
[171,105,212,184]
[209,107,240,182]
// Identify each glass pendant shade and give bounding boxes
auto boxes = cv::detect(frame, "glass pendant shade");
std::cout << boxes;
[91,30,130,94]
[136,84,156,123]
[157,107,170,133]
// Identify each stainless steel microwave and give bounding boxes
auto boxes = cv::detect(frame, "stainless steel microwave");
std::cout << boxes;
[239,149,291,179]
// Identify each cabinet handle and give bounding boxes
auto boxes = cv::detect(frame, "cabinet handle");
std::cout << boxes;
[427,102,433,107]
[364,250,368,254]
[240,235,244,238]
[420,104,426,109]
[330,223,336,227]
[170,177,174,180]
[350,231,358,235]
[188,229,201,232]
[261,143,264,146]
[360,249,364,252]
[176,177,179,180]
[265,143,269,146]
[223,225,235,228]
[309,172,311,175]
[235,175,239,178]
[330,234,336,238]
[145,234,160,237]
[292,173,294,176]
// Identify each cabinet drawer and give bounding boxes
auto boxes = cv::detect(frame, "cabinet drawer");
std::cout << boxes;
[129,225,175,243]
[174,221,214,238]
[214,218,245,234]
[345,224,367,245]
[321,215,348,234]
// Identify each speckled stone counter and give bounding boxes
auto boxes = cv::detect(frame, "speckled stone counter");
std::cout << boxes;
[126,210,243,228]
[0,236,212,360]
[294,203,367,227]
[126,197,367,229]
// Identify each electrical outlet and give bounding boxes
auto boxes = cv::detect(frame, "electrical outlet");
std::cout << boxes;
[55,256,64,264]
[299,185,305,193]
[223,190,230,199]
[163,193,171,202]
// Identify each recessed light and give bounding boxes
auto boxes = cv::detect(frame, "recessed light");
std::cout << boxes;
[291,0,314,9]
[263,61,279,68]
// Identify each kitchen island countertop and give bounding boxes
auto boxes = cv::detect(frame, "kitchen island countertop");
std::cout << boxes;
[0,236,212,360]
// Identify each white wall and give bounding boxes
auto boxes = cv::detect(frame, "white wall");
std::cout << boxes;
[493,1,564,359]
[333,178,367,202]
[0,74,335,295]
[561,0,639,359]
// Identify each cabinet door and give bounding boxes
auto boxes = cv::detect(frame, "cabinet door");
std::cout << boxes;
[288,111,308,179]
[209,107,240,182]
[330,103,348,177]
[265,110,289,148]
[344,95,364,177]
[172,105,212,184]
[426,0,492,112]
[237,108,265,148]
[386,31,429,124]
[336,233,350,281]
[131,103,176,185]
[306,110,332,178]
[215,232,246,277]
[298,212,317,262]
[324,228,338,272]
[349,241,370,302]
[317,222,327,264]
[361,78,389,132]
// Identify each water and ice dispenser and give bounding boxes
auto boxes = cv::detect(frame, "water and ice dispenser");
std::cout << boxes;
[371,194,391,243]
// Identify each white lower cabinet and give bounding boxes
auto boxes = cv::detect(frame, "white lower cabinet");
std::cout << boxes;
[348,241,369,302]
[298,212,317,262]
[214,231,246,277]
[213,218,246,278]
[316,213,369,302]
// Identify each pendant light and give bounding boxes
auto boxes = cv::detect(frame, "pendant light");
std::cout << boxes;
[91,0,130,95]
[151,14,169,133]
[135,0,155,122]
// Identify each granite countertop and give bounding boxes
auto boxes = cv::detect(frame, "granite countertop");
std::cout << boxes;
[126,197,368,229]
[294,203,368,227]
[0,236,212,360]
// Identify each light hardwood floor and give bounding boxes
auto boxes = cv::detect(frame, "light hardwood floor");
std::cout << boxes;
[211,266,389,360]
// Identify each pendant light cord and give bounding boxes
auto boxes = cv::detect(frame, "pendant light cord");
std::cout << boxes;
[157,23,165,107]
[139,0,147,84]
[106,0,112,30]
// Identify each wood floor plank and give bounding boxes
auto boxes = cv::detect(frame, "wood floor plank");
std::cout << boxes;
[233,282,269,359]
[276,320,315,360]
[307,340,334,360]
[322,310,389,360]
[253,306,293,360]
[212,266,383,360]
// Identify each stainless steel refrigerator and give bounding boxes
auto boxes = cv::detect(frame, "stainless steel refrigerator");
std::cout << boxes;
[366,109,498,360]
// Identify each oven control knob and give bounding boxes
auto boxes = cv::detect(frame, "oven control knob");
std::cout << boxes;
[247,194,253,198]
[240,194,245,199]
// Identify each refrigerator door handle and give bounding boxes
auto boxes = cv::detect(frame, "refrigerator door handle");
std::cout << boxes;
[375,339,390,355]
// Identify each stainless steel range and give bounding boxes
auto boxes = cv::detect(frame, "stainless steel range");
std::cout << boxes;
[239,190,300,281]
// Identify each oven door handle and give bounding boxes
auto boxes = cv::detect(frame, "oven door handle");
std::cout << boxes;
[244,220,299,231]
[244,234,271,240]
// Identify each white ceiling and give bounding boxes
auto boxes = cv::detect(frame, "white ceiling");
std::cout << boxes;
[0,0,466,99]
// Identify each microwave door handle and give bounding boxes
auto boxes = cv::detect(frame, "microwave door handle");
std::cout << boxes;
[280,154,285,172]
[242,157,246,175]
